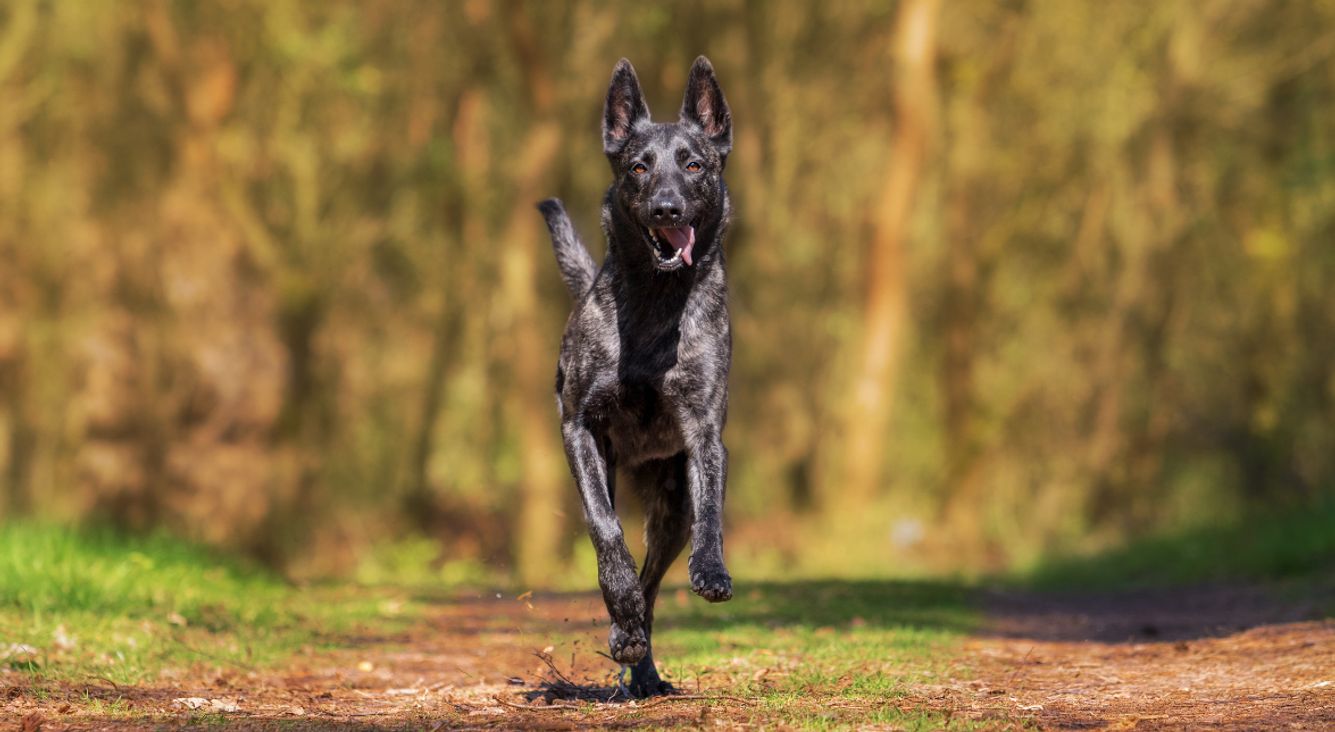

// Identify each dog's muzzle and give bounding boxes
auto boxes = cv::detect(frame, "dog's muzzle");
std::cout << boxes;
[646,225,696,269]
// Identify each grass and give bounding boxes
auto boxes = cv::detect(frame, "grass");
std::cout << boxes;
[603,580,981,728]
[1024,495,1335,590]
[1,522,988,728]
[17,498,1330,728]
[0,522,416,685]
[5,496,1329,726]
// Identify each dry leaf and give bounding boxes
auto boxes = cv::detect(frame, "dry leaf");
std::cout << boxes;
[52,626,77,651]
[172,697,238,712]
[2,644,39,661]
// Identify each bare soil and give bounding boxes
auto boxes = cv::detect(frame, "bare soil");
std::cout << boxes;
[3,581,1332,730]
[924,580,1335,730]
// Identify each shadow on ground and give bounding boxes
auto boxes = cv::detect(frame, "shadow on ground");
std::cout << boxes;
[416,578,978,635]
[983,574,1335,644]
[414,572,1333,647]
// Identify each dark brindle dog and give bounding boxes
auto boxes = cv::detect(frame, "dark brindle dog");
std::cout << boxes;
[536,56,734,697]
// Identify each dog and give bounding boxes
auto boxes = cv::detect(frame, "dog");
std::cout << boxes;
[536,56,735,697]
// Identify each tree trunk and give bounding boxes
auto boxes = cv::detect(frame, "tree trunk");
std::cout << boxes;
[936,16,1018,559]
[403,87,482,528]
[504,7,567,585]
[836,0,940,504]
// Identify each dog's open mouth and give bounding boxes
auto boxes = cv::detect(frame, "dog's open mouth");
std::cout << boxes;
[647,226,696,268]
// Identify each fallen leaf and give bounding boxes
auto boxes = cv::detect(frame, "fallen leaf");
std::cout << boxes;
[20,712,43,732]
[2,644,39,661]
[174,697,239,713]
[357,660,374,672]
[167,612,188,627]
[52,625,77,651]
[287,706,306,716]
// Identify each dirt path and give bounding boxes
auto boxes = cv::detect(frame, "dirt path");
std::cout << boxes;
[4,581,1332,730]
[926,582,1335,729]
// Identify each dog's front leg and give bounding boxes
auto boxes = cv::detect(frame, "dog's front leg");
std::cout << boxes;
[561,419,648,663]
[686,429,733,602]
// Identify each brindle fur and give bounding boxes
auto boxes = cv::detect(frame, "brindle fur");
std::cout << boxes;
[536,56,735,697]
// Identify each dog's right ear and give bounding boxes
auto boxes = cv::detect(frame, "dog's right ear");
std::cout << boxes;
[603,59,651,156]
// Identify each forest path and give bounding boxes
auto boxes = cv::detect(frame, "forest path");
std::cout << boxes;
[928,580,1335,729]
[6,579,1333,730]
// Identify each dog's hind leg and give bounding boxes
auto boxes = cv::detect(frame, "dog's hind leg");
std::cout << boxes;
[627,454,691,697]
[561,420,647,664]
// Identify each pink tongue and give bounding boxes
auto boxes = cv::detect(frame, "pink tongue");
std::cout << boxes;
[657,226,696,266]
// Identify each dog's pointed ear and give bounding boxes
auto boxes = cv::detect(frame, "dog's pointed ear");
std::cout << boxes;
[603,59,651,156]
[680,56,731,158]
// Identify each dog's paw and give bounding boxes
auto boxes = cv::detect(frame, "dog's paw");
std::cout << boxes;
[608,621,648,664]
[629,674,676,698]
[689,560,733,603]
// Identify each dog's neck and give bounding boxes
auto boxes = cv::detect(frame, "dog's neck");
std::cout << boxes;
[597,195,727,355]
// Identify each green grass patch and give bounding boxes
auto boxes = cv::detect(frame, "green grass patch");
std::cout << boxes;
[0,522,416,684]
[643,580,978,728]
[1024,496,1335,590]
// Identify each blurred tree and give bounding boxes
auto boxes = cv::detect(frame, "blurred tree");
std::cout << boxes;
[837,0,940,506]
[1,0,1332,578]
[499,2,567,584]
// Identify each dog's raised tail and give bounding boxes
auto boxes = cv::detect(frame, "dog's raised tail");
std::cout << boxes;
[537,198,597,301]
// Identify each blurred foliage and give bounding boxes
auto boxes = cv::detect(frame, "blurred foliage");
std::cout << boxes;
[1024,496,1335,589]
[0,0,1332,582]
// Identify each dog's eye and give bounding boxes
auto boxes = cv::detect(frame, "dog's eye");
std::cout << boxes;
[631,163,648,175]
[685,161,702,172]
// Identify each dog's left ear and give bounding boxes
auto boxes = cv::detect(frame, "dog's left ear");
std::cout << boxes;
[680,56,731,159]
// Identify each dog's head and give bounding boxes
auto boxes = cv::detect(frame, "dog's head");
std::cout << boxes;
[602,57,731,272]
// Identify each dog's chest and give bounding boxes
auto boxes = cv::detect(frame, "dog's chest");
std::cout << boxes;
[605,378,684,464]
[573,283,728,465]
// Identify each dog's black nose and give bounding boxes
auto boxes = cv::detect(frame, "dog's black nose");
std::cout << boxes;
[650,200,684,224]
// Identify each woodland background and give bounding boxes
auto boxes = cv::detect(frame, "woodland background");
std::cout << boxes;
[1,0,1332,586]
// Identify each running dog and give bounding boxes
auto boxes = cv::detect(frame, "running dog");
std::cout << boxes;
[537,56,735,697]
